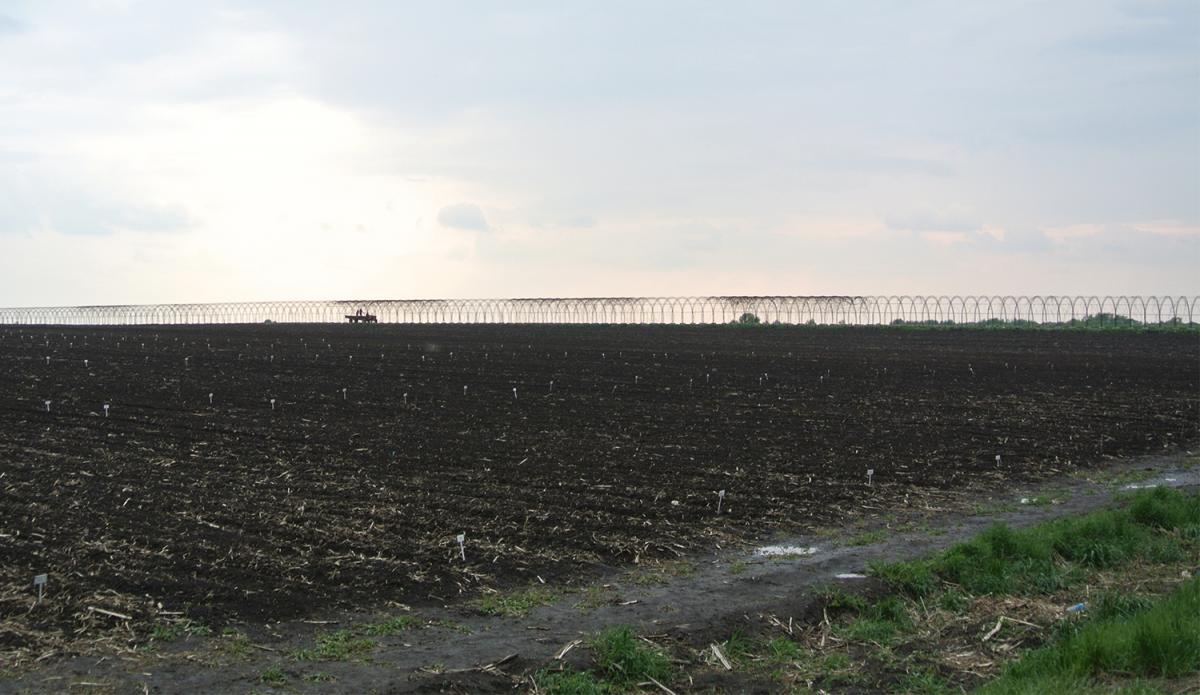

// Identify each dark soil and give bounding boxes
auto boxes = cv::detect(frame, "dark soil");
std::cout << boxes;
[0,325,1196,667]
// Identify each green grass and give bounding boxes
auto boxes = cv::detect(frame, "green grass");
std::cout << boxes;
[897,665,955,694]
[847,529,888,546]
[787,650,862,687]
[533,668,608,694]
[291,628,374,661]
[148,618,211,643]
[629,560,698,586]
[978,578,1200,694]
[818,586,870,613]
[533,626,675,694]
[721,629,755,664]
[819,651,852,671]
[1092,591,1154,621]
[538,490,1199,694]
[857,488,1200,692]
[474,586,558,617]
[220,627,252,657]
[259,666,286,685]
[673,489,1200,693]
[763,637,802,664]
[885,315,1200,333]
[591,626,674,688]
[872,487,1200,598]
[286,616,426,661]
[726,315,1200,333]
[729,560,747,575]
[971,500,1020,515]
[937,588,969,613]
[832,595,914,645]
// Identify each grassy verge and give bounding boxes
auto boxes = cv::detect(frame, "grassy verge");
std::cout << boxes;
[979,578,1200,694]
[475,586,559,617]
[533,626,675,694]
[289,614,425,662]
[532,487,1199,693]
[872,486,1199,598]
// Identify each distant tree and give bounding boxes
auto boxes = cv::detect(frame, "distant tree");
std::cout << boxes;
[735,312,762,325]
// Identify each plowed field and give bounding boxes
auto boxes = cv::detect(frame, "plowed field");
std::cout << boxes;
[1,325,1196,662]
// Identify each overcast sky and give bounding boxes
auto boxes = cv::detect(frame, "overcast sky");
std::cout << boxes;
[1,1,1197,305]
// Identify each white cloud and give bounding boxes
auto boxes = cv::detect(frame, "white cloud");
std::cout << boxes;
[1131,220,1200,237]
[437,203,490,232]
[919,231,970,246]
[1043,224,1105,243]
[0,1,1196,303]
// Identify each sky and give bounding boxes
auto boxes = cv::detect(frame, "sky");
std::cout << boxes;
[0,1,1197,305]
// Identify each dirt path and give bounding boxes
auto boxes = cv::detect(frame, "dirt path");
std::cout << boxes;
[4,448,1196,694]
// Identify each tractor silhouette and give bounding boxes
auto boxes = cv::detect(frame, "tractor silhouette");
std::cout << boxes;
[345,308,377,323]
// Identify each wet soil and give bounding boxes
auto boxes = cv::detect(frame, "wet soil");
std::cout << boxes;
[4,452,1197,694]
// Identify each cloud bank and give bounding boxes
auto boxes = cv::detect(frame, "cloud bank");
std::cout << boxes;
[0,1,1195,304]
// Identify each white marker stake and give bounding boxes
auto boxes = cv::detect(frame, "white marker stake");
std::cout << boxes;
[45,356,50,365]
[867,469,875,487]
[208,392,214,405]
[456,533,466,561]
[342,388,347,400]
[548,380,554,395]
[512,387,518,401]
[995,454,1002,466]
[103,404,109,418]
[270,398,276,411]
[717,489,726,514]
[33,574,46,604]
[44,400,51,413]
[184,357,189,367]
[84,359,89,368]
[463,385,468,396]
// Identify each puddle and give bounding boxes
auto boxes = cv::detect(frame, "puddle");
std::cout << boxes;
[755,545,818,557]
[835,573,867,580]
